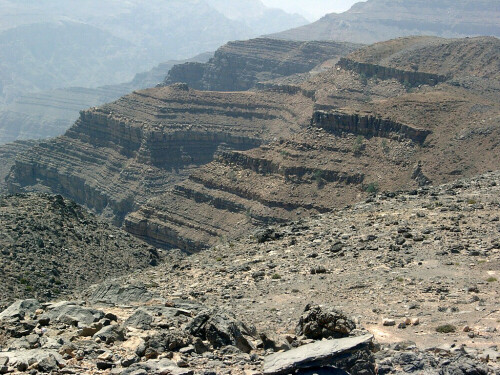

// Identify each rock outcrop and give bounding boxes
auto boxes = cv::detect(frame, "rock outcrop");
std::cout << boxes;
[0,193,159,309]
[164,38,361,91]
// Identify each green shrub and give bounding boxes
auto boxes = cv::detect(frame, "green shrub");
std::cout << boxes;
[364,183,379,194]
[353,135,364,154]
[436,324,456,333]
[271,273,281,280]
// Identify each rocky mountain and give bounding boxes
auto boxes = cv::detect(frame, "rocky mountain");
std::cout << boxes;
[0,170,498,373]
[0,0,306,101]
[6,83,313,226]
[0,193,159,309]
[164,38,361,91]
[6,36,500,252]
[0,53,212,145]
[0,0,306,144]
[270,0,500,43]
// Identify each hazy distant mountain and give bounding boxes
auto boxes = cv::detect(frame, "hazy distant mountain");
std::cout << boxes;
[0,53,213,145]
[205,0,307,34]
[0,0,306,103]
[0,0,307,144]
[270,0,500,43]
[0,21,147,102]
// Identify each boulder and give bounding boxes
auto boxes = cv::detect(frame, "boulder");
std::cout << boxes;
[263,334,374,375]
[186,309,256,353]
[296,305,356,339]
[39,301,104,326]
[0,299,40,321]
[93,324,126,344]
[124,308,153,330]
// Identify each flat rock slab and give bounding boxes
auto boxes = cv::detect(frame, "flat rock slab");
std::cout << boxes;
[0,349,63,366]
[263,334,373,375]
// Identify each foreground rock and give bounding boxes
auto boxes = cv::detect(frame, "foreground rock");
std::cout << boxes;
[263,334,374,375]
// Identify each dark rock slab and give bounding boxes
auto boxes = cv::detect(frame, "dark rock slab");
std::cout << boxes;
[88,283,154,305]
[263,334,373,375]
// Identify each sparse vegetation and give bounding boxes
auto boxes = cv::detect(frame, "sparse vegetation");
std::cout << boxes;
[359,72,368,85]
[353,135,365,155]
[436,324,456,333]
[271,273,281,280]
[363,182,379,194]
[227,170,238,182]
[313,170,326,188]
[381,139,390,154]
[486,277,497,282]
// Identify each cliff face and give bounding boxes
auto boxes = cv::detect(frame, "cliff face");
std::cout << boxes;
[311,111,431,144]
[7,84,313,223]
[164,38,361,91]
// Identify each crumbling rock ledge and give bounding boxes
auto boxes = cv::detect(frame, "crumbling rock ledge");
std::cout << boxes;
[337,57,447,87]
[312,110,431,144]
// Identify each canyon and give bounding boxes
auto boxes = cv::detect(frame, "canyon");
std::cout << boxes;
[6,36,500,253]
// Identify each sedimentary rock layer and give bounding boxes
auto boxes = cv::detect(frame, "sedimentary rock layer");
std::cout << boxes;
[8,36,500,252]
[312,111,431,144]
[164,38,361,91]
[7,84,313,223]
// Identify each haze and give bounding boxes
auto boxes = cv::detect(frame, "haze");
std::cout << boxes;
[261,0,365,20]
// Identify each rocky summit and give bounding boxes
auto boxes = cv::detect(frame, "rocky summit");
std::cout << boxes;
[0,171,498,374]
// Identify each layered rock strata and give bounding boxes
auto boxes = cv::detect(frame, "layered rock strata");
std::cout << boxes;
[164,38,361,91]
[7,84,313,223]
[124,128,420,251]
[8,36,500,251]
